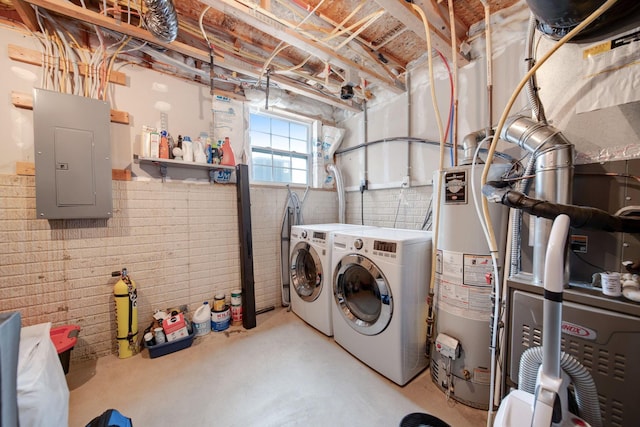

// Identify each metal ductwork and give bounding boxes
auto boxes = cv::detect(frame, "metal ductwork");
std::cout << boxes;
[460,129,491,166]
[526,0,640,42]
[143,0,179,43]
[500,115,574,285]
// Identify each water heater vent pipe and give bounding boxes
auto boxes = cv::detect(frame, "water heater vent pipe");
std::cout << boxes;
[500,115,574,285]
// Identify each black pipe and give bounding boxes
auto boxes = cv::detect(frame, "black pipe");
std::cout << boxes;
[483,181,640,233]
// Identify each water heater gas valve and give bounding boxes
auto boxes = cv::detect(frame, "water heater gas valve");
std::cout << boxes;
[436,333,460,360]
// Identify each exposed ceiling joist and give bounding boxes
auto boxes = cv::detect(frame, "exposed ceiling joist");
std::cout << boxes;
[202,0,405,93]
[10,0,39,31]
[17,0,361,112]
[3,0,524,114]
[372,0,469,66]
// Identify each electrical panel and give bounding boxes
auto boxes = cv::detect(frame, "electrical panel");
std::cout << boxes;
[33,89,112,219]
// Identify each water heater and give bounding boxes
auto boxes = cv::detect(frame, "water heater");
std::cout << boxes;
[431,164,509,409]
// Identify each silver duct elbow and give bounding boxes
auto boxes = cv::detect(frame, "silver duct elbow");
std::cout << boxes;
[144,0,179,43]
[460,129,491,165]
[501,115,571,154]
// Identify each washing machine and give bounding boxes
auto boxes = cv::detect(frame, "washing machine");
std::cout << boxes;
[331,227,433,386]
[290,224,374,336]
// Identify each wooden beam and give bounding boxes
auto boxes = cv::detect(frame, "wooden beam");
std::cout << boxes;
[203,0,404,93]
[8,44,127,86]
[263,72,362,112]
[110,110,129,124]
[11,91,131,124]
[11,0,39,31]
[16,162,35,176]
[429,0,467,43]
[372,0,469,66]
[17,161,131,180]
[19,0,360,111]
[112,169,131,181]
[20,0,215,63]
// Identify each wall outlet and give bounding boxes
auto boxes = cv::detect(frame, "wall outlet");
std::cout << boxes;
[401,176,410,188]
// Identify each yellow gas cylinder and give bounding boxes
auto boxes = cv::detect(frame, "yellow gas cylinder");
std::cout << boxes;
[112,268,138,358]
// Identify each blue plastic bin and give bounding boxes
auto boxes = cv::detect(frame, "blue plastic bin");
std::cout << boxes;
[145,329,195,358]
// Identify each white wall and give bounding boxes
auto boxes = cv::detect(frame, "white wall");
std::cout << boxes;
[336,4,640,229]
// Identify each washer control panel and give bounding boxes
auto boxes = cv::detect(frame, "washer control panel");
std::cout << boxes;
[353,238,363,250]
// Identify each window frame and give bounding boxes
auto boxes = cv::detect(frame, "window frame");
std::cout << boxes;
[248,111,312,186]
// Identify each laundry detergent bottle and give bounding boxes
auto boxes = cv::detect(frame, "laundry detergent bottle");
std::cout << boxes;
[193,302,211,336]
[220,137,236,166]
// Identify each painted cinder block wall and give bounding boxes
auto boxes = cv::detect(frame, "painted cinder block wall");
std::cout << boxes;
[0,172,336,361]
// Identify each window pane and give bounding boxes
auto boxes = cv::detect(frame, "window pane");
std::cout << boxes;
[250,131,270,148]
[252,151,272,166]
[273,153,291,168]
[291,169,307,184]
[291,156,307,169]
[273,167,291,183]
[249,113,310,185]
[290,123,307,140]
[252,165,272,182]
[250,114,270,133]
[271,118,289,137]
[272,135,289,151]
[290,138,308,154]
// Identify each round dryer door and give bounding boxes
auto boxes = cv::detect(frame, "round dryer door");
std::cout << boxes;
[290,242,323,302]
[333,254,392,336]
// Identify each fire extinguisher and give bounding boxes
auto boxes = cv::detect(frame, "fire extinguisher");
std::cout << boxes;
[112,268,138,358]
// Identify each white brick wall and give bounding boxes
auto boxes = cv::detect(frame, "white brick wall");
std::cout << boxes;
[250,186,338,308]
[345,186,434,230]
[0,175,337,361]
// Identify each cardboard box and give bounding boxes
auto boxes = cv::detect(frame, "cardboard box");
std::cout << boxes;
[165,326,189,342]
[162,313,186,335]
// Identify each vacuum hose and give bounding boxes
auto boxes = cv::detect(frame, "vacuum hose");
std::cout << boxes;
[482,182,640,233]
[519,347,602,427]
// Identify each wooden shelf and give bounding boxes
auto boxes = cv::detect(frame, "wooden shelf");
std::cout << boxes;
[134,155,235,183]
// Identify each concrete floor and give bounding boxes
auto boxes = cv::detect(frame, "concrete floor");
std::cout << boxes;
[68,308,487,427]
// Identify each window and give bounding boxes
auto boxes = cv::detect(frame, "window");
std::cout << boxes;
[249,112,310,185]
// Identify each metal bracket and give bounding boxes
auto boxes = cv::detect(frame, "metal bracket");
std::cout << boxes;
[159,163,167,182]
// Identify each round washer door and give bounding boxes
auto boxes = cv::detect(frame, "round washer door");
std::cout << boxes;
[333,254,392,336]
[290,242,323,302]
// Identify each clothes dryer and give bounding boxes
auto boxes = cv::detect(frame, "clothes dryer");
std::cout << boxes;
[331,227,433,385]
[290,224,374,336]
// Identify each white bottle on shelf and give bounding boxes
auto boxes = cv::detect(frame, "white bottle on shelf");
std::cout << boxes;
[182,136,193,162]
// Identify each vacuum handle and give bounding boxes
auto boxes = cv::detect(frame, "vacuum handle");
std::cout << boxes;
[544,214,570,295]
